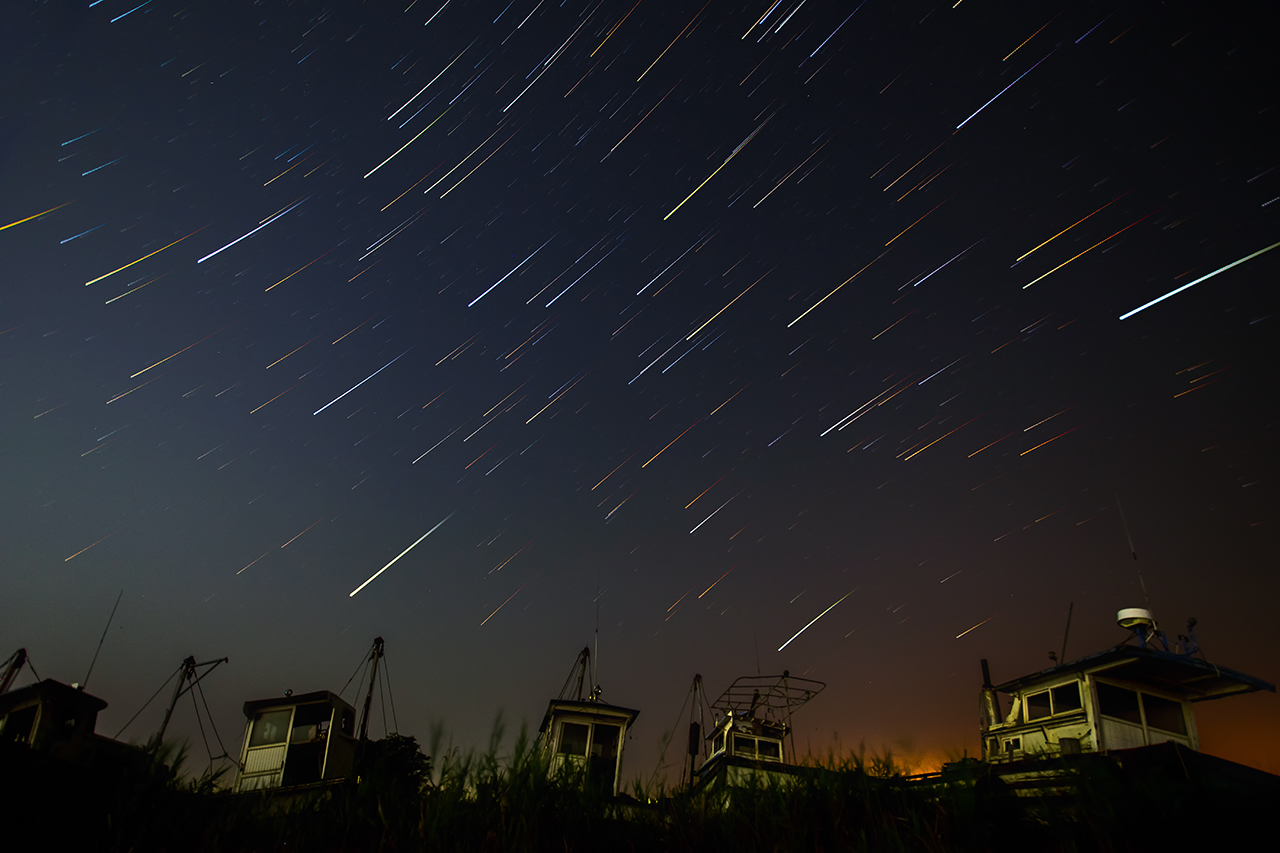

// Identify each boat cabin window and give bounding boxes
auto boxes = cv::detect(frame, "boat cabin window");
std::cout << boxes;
[712,732,725,755]
[1025,683,1084,721]
[1051,683,1082,713]
[249,709,292,746]
[1140,693,1187,735]
[729,734,782,760]
[1097,682,1188,735]
[290,702,331,744]
[1096,683,1142,725]
[591,724,621,759]
[1003,737,1021,753]
[558,722,589,757]
[1,706,38,744]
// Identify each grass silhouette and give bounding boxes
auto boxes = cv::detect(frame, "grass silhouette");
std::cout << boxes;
[2,724,1274,851]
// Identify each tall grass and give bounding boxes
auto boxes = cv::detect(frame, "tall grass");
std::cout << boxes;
[3,726,1274,851]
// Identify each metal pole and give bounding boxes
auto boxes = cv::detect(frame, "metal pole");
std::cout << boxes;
[358,637,384,742]
[156,656,196,744]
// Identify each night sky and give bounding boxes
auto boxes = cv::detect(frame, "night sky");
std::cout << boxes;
[3,0,1277,781]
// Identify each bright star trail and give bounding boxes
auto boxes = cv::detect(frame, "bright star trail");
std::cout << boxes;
[3,0,1277,784]
[778,590,855,651]
[1119,240,1280,320]
[349,513,455,597]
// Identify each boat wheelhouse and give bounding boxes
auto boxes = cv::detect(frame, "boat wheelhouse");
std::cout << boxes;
[234,690,358,792]
[537,647,639,797]
[0,679,111,763]
[979,608,1274,769]
[692,672,824,794]
[232,637,386,793]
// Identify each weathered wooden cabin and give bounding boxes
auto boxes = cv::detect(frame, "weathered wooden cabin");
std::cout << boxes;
[232,637,386,793]
[0,679,112,763]
[537,647,639,797]
[976,607,1275,794]
[234,690,359,792]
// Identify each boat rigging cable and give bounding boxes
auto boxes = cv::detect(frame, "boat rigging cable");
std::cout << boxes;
[342,637,396,739]
[114,655,231,775]
[189,674,233,774]
[114,661,186,738]
[82,589,123,689]
[654,673,713,787]
[383,650,400,733]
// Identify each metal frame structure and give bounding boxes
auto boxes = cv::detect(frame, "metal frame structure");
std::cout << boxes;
[693,672,825,795]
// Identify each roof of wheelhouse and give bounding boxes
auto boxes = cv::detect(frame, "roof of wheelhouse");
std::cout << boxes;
[993,645,1275,702]
[242,689,354,717]
[537,698,640,735]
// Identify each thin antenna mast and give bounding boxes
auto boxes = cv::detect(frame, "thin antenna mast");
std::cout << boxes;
[1059,602,1074,664]
[594,571,600,697]
[1115,494,1152,610]
[84,589,123,688]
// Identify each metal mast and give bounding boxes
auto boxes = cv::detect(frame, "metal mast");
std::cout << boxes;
[358,637,385,742]
[155,655,229,744]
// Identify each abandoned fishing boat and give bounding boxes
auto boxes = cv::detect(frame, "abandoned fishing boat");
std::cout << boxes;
[0,648,143,769]
[232,637,387,793]
[536,646,639,797]
[976,607,1276,795]
[687,671,825,796]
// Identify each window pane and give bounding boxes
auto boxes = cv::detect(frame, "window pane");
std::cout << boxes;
[758,739,781,760]
[559,722,589,756]
[733,736,755,757]
[1142,694,1187,735]
[1052,684,1082,713]
[1027,691,1052,720]
[591,724,620,760]
[249,710,292,746]
[712,733,725,754]
[1097,683,1142,724]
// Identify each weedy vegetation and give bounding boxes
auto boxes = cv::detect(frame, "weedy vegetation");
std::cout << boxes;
[0,722,1271,851]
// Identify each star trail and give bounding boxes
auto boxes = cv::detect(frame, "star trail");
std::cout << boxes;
[2,0,1276,778]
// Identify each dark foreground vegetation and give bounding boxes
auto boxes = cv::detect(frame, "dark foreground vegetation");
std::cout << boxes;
[2,728,1273,852]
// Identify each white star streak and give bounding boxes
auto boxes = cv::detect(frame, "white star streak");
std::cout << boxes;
[778,589,855,650]
[469,235,557,307]
[313,348,412,415]
[546,241,622,307]
[913,239,982,288]
[197,197,309,263]
[385,42,472,121]
[364,107,451,178]
[349,513,454,597]
[1119,240,1280,320]
[956,45,1059,130]
[690,491,739,533]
